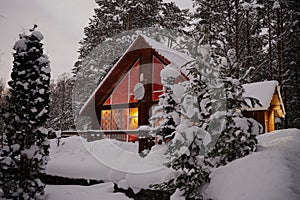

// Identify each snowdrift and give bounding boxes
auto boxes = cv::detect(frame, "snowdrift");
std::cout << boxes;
[46,129,300,200]
[204,128,300,200]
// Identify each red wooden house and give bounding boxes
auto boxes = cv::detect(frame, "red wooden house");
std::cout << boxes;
[79,35,192,141]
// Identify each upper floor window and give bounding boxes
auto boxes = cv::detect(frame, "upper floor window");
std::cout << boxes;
[104,59,140,105]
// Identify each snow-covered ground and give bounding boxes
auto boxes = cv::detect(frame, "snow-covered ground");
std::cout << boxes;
[204,128,300,200]
[46,129,300,200]
[45,182,130,200]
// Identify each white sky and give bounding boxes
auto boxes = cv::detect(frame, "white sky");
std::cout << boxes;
[0,0,193,84]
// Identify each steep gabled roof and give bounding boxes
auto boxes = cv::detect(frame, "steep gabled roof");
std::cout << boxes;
[140,34,193,68]
[242,80,286,116]
[80,34,194,115]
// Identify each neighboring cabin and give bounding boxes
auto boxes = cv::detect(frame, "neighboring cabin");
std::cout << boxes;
[242,81,285,133]
[79,35,285,141]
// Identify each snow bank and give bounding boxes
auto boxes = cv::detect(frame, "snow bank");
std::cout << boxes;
[204,129,300,200]
[45,182,130,200]
[47,136,171,189]
[47,129,300,199]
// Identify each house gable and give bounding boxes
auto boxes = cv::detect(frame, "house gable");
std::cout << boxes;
[79,35,193,130]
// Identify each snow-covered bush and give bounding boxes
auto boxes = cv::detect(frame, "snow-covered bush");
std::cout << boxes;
[0,27,51,199]
[205,49,263,167]
[152,66,181,142]
[151,59,212,199]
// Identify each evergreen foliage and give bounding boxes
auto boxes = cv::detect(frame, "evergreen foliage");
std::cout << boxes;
[0,78,5,138]
[192,0,300,129]
[47,73,75,131]
[0,27,51,199]
[157,88,180,142]
[206,50,263,167]
[152,135,210,200]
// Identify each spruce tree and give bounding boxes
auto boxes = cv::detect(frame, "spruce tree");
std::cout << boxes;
[0,27,51,199]
[47,73,75,131]
[206,49,262,167]
[0,78,5,142]
[155,67,181,142]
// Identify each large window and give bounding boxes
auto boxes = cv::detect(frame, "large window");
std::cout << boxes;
[104,59,140,105]
[101,59,140,130]
[101,108,138,130]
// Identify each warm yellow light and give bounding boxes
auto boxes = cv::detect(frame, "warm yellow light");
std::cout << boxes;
[129,108,138,130]
[129,108,138,117]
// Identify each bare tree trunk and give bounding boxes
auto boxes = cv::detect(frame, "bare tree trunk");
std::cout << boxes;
[246,10,251,67]
[276,7,282,85]
[268,7,273,79]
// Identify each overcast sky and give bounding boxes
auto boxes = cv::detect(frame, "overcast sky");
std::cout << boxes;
[0,0,193,84]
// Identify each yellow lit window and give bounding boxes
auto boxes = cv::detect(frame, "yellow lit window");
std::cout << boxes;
[129,108,138,130]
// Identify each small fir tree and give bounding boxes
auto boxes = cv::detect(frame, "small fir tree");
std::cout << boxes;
[46,73,75,131]
[152,59,212,200]
[206,49,262,167]
[0,27,51,199]
[155,67,181,142]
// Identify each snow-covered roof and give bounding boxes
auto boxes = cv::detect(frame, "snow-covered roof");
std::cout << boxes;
[79,35,193,115]
[242,80,285,114]
[139,34,194,68]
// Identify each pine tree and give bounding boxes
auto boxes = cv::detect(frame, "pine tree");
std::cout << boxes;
[0,78,6,142]
[47,73,75,131]
[152,135,210,200]
[155,67,181,142]
[192,0,265,80]
[0,27,51,199]
[206,49,262,167]
[283,0,300,128]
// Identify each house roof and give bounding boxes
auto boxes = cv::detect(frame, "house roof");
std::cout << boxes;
[79,34,194,116]
[242,80,285,116]
[139,34,194,68]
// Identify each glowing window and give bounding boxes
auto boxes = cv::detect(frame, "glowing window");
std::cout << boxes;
[104,59,140,105]
[101,110,111,130]
[112,74,129,104]
[129,108,138,130]
[101,108,138,130]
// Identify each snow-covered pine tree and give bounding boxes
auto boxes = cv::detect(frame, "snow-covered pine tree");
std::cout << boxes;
[192,0,265,81]
[47,73,75,131]
[151,49,213,199]
[206,49,262,167]
[152,133,210,200]
[254,0,300,129]
[0,27,51,199]
[155,67,181,142]
[0,78,5,141]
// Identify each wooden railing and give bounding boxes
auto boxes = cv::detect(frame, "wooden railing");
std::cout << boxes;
[61,130,140,142]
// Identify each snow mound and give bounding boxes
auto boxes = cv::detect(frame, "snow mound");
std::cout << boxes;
[47,129,300,199]
[31,30,44,41]
[47,136,170,183]
[14,37,27,52]
[45,182,130,200]
[204,129,300,200]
